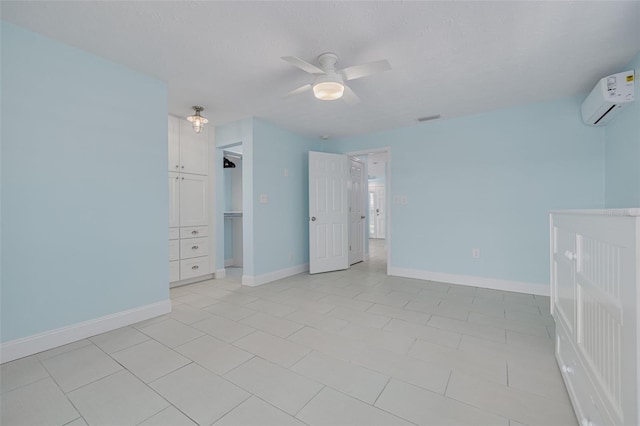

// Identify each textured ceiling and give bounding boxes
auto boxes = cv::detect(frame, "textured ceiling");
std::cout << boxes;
[2,1,639,138]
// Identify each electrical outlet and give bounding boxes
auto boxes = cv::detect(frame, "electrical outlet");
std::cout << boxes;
[288,252,293,262]
[284,168,288,177]
[472,248,480,259]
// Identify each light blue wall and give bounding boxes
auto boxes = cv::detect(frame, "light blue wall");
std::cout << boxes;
[215,118,318,278]
[252,119,317,276]
[327,96,605,290]
[1,22,168,342]
[605,52,640,208]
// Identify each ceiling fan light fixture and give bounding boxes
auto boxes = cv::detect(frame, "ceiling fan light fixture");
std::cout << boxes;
[186,106,209,133]
[313,81,344,101]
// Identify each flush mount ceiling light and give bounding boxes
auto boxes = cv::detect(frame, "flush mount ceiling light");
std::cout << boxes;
[186,106,209,133]
[282,52,391,105]
[312,73,345,101]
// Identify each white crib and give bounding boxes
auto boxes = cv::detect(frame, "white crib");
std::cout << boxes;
[550,209,639,426]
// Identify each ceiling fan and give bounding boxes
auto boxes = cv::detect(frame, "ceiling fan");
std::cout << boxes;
[281,53,391,105]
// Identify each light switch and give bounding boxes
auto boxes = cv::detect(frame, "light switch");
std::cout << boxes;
[284,168,289,177]
[259,194,269,203]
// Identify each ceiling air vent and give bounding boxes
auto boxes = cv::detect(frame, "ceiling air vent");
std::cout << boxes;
[417,114,441,122]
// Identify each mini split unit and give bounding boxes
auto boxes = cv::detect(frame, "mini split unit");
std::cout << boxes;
[582,70,635,126]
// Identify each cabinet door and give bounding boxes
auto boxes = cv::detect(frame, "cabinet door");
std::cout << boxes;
[551,218,576,333]
[168,172,180,228]
[169,260,180,282]
[179,120,208,175]
[179,174,207,227]
[168,115,180,172]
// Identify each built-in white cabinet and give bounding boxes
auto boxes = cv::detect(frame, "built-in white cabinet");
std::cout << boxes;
[168,172,180,228]
[168,116,208,175]
[168,116,180,172]
[179,174,208,227]
[550,209,639,426]
[168,115,212,285]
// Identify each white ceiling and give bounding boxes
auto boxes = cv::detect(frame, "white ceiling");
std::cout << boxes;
[2,1,639,138]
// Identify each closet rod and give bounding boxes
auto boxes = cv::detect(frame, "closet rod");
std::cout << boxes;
[224,152,242,159]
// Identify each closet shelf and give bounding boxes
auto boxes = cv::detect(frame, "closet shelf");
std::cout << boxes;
[224,211,243,218]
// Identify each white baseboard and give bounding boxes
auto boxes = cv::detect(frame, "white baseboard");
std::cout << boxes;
[242,263,309,287]
[215,269,226,279]
[170,274,214,288]
[388,267,549,296]
[0,300,171,364]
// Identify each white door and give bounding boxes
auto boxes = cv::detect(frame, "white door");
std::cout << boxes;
[348,158,365,265]
[179,120,209,175]
[376,186,386,238]
[168,116,180,172]
[369,184,386,238]
[309,151,349,274]
[179,174,208,226]
[168,171,180,228]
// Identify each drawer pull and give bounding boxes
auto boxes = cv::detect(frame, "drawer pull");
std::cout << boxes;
[192,265,199,270]
[192,245,199,250]
[192,230,199,235]
[561,365,575,375]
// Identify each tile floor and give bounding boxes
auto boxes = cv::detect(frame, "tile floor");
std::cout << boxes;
[1,240,577,425]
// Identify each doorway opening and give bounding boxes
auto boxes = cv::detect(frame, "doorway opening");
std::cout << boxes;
[348,148,390,273]
[307,148,390,276]
[221,144,243,278]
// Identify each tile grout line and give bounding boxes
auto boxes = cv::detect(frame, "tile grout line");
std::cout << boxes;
[443,370,453,395]
[292,384,326,417]
[372,376,392,406]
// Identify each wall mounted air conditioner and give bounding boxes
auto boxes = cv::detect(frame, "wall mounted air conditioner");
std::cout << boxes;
[581,70,634,126]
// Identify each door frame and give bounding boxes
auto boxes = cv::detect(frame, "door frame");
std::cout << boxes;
[348,156,366,265]
[345,147,391,275]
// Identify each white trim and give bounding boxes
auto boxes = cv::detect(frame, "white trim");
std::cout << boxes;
[345,147,392,276]
[242,263,309,287]
[215,268,226,279]
[170,273,214,288]
[388,267,549,296]
[0,300,171,363]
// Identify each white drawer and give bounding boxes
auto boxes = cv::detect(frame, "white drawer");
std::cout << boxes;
[181,226,208,239]
[180,237,209,259]
[180,257,208,280]
[169,228,180,240]
[169,240,180,261]
[169,260,180,282]
[556,322,611,426]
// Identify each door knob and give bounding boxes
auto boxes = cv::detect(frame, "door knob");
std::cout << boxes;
[361,215,366,219]
[311,217,316,221]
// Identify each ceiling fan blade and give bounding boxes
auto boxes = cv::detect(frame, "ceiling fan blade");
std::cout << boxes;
[340,59,391,81]
[283,84,312,98]
[281,56,326,75]
[341,84,361,105]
